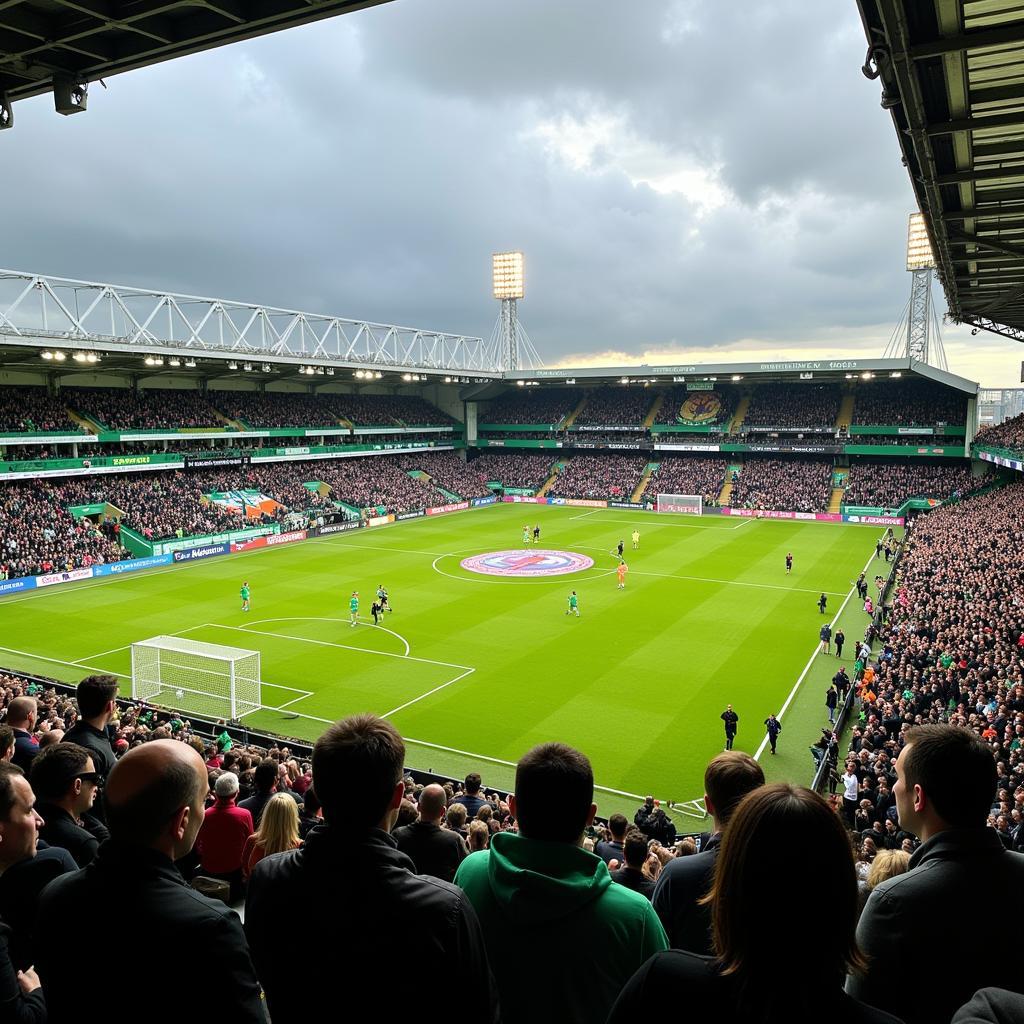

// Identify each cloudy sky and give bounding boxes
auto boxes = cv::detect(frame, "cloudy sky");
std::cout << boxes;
[2,0,1021,387]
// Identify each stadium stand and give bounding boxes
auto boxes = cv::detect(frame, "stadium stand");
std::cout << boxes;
[401,451,490,499]
[548,454,647,500]
[729,458,833,512]
[574,387,654,427]
[481,389,577,425]
[65,387,222,430]
[851,380,968,426]
[743,384,841,429]
[843,462,979,508]
[209,391,343,429]
[647,457,728,504]
[468,453,557,490]
[654,386,736,427]
[337,393,455,426]
[0,387,79,433]
[975,413,1024,453]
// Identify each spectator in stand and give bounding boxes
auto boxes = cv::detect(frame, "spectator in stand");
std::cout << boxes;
[6,700,39,773]
[975,411,1024,452]
[238,758,282,825]
[594,812,628,864]
[36,740,264,1023]
[468,452,556,491]
[574,387,654,426]
[194,772,253,900]
[730,458,833,513]
[655,386,736,427]
[65,387,221,430]
[653,751,765,952]
[849,726,1024,1024]
[609,785,902,1024]
[392,782,468,882]
[455,742,668,1023]
[0,727,13,763]
[29,742,103,867]
[240,791,301,880]
[548,454,647,501]
[245,714,499,1022]
[298,788,321,839]
[450,772,488,818]
[0,386,78,434]
[852,381,967,426]
[744,383,841,428]
[402,451,490,500]
[844,461,979,509]
[649,457,728,506]
[62,675,117,823]
[338,393,454,427]
[482,389,576,425]
[610,828,657,899]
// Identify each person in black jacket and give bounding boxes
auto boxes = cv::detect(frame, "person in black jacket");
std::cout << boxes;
[61,675,117,825]
[720,705,739,750]
[245,713,499,1023]
[392,783,468,882]
[610,829,656,899]
[30,742,105,868]
[35,740,264,1024]
[610,784,904,1024]
[0,921,44,1024]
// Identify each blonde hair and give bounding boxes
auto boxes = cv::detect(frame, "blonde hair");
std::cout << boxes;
[866,849,911,891]
[468,819,489,852]
[254,792,300,855]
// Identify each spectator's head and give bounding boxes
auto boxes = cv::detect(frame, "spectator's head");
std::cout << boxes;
[446,802,468,833]
[29,742,98,817]
[252,759,278,796]
[866,849,911,892]
[607,812,628,841]
[76,675,118,724]
[622,828,648,870]
[464,772,482,795]
[704,751,765,831]
[0,726,14,762]
[510,742,596,844]
[6,696,36,731]
[254,792,300,855]
[214,772,240,801]
[104,739,208,859]
[417,783,447,823]
[468,819,489,852]
[302,788,321,817]
[312,714,405,832]
[894,725,997,841]
[0,762,43,870]
[707,784,864,990]
[38,729,63,748]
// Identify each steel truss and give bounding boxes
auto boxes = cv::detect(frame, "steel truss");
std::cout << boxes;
[0,269,498,373]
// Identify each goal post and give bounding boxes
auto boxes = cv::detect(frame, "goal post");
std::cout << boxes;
[656,493,704,516]
[131,635,261,719]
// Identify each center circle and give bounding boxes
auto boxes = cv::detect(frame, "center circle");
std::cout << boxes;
[460,549,595,577]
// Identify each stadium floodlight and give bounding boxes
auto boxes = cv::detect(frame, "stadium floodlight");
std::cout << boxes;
[732,374,742,381]
[906,213,935,271]
[492,251,524,300]
[168,357,181,367]
[41,351,53,360]
[86,353,98,363]
[185,358,196,368]
[53,351,66,361]
[73,351,87,363]
[228,361,238,370]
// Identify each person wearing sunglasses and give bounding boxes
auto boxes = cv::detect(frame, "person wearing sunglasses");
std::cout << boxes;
[30,743,105,868]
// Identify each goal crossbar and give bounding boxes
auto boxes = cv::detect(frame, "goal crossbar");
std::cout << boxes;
[656,493,703,515]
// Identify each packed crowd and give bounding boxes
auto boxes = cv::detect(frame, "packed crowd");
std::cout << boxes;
[574,388,655,427]
[468,453,557,490]
[847,435,963,447]
[843,461,979,508]
[312,455,437,514]
[338,394,455,426]
[548,454,647,501]
[64,388,222,430]
[852,380,967,426]
[655,387,736,426]
[645,457,728,504]
[210,391,344,429]
[0,665,1020,1024]
[975,412,1024,452]
[399,452,490,500]
[729,457,833,512]
[0,388,78,434]
[743,384,842,428]
[481,389,577,425]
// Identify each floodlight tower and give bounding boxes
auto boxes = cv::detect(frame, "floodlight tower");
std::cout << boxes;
[884,213,948,369]
[490,252,543,371]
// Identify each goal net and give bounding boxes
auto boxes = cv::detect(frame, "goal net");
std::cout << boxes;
[656,493,703,516]
[131,635,261,720]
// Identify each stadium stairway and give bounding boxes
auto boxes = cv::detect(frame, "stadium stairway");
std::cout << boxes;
[560,394,589,429]
[643,395,665,428]
[537,462,565,497]
[67,409,102,433]
[836,393,855,433]
[828,487,845,514]
[631,462,659,502]
[728,395,751,433]
[719,462,742,504]
[214,410,246,431]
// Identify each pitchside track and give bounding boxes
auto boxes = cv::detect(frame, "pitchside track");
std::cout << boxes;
[0,504,885,819]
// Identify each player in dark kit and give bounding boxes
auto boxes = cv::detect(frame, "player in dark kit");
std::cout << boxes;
[533,524,540,544]
[785,552,793,575]
[721,705,739,750]
[617,540,625,558]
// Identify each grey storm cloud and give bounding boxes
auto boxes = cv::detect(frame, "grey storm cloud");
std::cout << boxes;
[0,0,984,371]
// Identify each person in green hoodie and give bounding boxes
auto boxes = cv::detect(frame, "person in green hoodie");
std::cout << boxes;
[454,741,668,1024]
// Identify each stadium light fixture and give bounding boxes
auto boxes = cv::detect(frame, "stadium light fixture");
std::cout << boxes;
[73,351,87,363]
[374,371,383,379]
[86,353,98,364]
[620,377,630,384]
[403,373,412,382]
[906,213,935,272]
[862,371,874,379]
[243,362,253,372]
[492,251,524,300]
[262,363,272,373]
[169,357,181,367]
[326,367,334,376]
[53,351,66,361]
[732,375,742,381]
[516,380,525,387]
[41,351,53,360]
[890,371,902,378]
[565,377,576,384]
[845,373,855,379]
[228,361,238,370]
[185,359,196,368]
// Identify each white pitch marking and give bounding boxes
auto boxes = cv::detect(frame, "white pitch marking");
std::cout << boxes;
[0,645,131,680]
[242,616,411,657]
[431,553,617,586]
[380,667,476,718]
[73,644,130,663]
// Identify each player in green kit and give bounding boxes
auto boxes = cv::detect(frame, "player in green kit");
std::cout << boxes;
[565,591,580,617]
[349,591,359,628]
[522,525,530,546]
[240,581,250,612]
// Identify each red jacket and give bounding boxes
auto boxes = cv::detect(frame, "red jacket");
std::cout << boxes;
[195,798,253,874]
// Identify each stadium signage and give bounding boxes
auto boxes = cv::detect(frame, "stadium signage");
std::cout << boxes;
[173,543,230,562]
[93,554,173,576]
[0,577,34,594]
[744,444,841,454]
[111,455,154,466]
[721,508,844,523]
[471,496,498,507]
[656,443,721,452]
[268,530,307,545]
[565,499,608,508]
[502,495,547,504]
[574,425,645,432]
[899,427,932,435]
[367,514,396,527]
[397,510,426,520]
[282,446,311,455]
[610,501,650,510]
[37,567,94,587]
[184,455,251,469]
[426,502,470,516]
[316,520,363,535]
[976,449,1023,472]
[845,515,905,526]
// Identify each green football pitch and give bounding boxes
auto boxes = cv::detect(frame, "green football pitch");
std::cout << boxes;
[0,503,886,822]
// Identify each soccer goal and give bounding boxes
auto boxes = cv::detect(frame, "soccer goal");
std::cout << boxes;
[131,636,262,720]
[656,493,703,516]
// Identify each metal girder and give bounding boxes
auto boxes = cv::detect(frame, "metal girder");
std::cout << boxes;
[0,269,499,373]
[924,111,1024,136]
[909,22,1024,59]
[960,314,1024,342]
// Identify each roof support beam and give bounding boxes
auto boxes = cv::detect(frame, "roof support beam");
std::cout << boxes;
[934,166,1024,186]
[924,111,1024,136]
[909,23,1024,59]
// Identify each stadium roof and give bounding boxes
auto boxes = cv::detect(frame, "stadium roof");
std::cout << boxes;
[0,0,391,110]
[856,0,1024,343]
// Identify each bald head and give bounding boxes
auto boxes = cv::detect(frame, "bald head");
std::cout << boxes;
[106,740,207,855]
[418,784,447,822]
[6,697,36,729]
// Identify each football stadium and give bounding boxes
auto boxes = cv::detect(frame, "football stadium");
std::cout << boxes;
[1,2,1023,1023]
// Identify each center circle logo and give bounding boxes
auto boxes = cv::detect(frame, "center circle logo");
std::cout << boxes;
[460,549,595,577]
